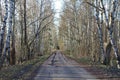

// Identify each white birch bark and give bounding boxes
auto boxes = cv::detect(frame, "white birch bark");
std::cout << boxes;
[0,0,8,57]
[101,0,120,68]
[0,0,14,68]
[96,0,105,63]
[109,0,120,68]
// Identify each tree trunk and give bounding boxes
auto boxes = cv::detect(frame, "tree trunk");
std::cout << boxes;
[24,0,27,45]
[103,42,112,65]
[0,0,2,28]
[10,0,16,65]
[0,0,8,57]
[24,0,30,60]
[95,0,105,63]
[101,0,120,68]
[0,0,14,68]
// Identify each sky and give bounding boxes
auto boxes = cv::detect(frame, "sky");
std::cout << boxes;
[53,0,63,26]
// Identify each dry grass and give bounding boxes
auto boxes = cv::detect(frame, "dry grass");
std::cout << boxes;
[66,54,120,79]
[0,55,49,80]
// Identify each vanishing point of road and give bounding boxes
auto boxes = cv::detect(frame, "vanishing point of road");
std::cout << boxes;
[34,51,98,80]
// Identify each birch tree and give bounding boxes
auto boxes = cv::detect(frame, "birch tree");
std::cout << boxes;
[60,0,120,68]
[0,0,8,57]
[101,0,120,67]
[95,0,105,63]
[0,0,14,68]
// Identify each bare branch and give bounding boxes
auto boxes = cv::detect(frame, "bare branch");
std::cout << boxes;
[83,1,103,11]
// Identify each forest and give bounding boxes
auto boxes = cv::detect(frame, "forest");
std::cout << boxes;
[0,0,58,68]
[59,0,120,68]
[0,0,120,79]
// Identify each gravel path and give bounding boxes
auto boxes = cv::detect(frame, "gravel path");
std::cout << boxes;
[34,51,98,80]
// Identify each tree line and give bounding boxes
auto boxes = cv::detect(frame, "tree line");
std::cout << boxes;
[59,0,120,68]
[0,0,57,69]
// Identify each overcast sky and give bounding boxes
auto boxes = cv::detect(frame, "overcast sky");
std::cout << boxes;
[53,0,63,26]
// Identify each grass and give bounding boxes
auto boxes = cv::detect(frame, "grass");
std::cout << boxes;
[0,54,50,80]
[65,53,91,65]
[76,57,92,65]
[66,54,120,79]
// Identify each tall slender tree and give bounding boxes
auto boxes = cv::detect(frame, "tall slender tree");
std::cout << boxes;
[10,0,16,65]
[0,0,8,57]
[0,0,15,68]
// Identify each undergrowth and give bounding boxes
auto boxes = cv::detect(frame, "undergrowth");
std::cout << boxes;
[0,55,49,80]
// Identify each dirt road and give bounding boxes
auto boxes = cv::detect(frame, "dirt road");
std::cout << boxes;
[34,51,98,80]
